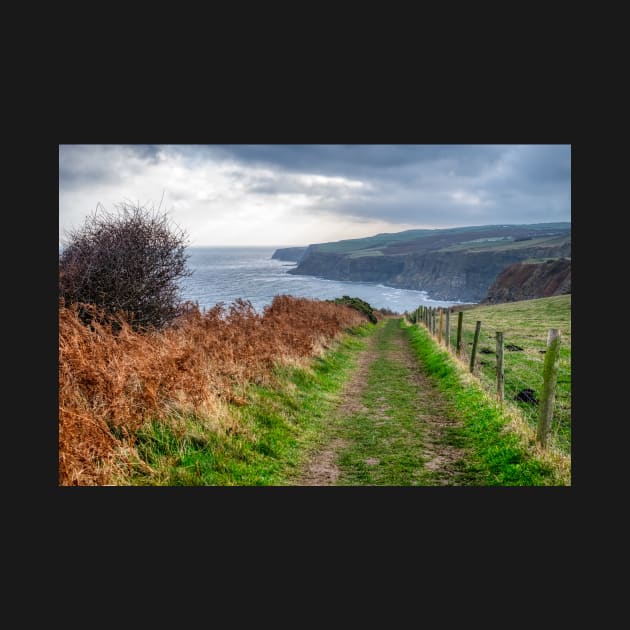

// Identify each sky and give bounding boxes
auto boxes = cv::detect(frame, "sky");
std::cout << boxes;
[59,144,571,247]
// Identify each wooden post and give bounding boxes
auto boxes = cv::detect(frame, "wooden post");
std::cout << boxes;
[456,311,463,356]
[537,329,562,448]
[470,320,481,373]
[496,332,504,402]
[438,309,443,343]
[445,309,451,350]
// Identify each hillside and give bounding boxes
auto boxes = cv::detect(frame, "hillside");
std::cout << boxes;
[482,258,571,304]
[281,222,571,302]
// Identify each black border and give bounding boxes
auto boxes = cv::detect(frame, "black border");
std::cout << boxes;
[50,99,578,552]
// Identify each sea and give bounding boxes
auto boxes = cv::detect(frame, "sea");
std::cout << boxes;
[179,246,462,314]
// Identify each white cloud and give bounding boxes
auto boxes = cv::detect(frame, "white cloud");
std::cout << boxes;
[450,190,485,206]
[59,145,570,247]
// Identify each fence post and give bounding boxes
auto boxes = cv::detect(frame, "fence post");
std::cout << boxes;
[496,332,504,402]
[456,311,463,356]
[470,320,481,373]
[445,309,451,350]
[438,309,444,343]
[537,329,562,448]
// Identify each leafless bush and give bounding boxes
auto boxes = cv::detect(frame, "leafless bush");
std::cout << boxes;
[59,201,191,330]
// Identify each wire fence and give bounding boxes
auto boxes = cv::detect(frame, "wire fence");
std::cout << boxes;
[406,305,570,452]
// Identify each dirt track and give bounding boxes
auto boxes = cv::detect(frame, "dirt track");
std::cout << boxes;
[297,318,469,486]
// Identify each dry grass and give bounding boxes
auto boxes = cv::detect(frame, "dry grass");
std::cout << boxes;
[59,295,367,485]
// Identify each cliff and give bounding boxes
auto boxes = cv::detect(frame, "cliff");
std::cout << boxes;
[481,258,571,304]
[289,248,405,283]
[386,241,571,301]
[285,222,571,302]
[271,247,308,262]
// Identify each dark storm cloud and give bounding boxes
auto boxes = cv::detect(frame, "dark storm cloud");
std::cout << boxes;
[210,144,570,227]
[59,144,162,189]
[59,144,571,244]
[211,144,507,180]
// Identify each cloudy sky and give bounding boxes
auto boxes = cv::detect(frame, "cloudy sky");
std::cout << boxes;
[59,144,571,247]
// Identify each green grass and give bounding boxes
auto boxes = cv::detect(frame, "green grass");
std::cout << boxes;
[314,231,432,254]
[333,318,466,485]
[124,323,375,486]
[404,321,569,485]
[119,300,570,486]
[448,295,571,453]
[312,223,569,255]
[437,234,570,253]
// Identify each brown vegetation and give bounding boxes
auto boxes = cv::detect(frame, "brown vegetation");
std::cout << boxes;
[482,258,571,304]
[59,295,367,486]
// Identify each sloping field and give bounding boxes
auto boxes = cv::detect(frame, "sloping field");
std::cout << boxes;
[450,294,571,452]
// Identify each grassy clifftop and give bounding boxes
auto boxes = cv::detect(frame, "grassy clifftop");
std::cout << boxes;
[312,222,570,257]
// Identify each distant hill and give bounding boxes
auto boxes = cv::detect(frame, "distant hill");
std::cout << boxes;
[275,222,571,302]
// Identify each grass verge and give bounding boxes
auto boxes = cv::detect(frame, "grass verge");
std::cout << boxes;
[450,295,571,453]
[404,320,570,485]
[118,323,375,485]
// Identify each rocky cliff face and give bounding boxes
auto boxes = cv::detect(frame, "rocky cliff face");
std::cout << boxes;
[271,247,308,262]
[387,240,571,301]
[289,241,570,302]
[481,258,571,304]
[288,250,405,282]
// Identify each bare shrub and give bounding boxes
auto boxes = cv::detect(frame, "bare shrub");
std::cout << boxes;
[59,201,191,331]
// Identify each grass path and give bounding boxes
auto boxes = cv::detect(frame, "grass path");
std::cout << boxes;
[296,317,476,486]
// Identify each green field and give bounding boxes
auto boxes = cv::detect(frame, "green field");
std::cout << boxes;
[440,295,571,453]
[312,223,570,255]
[437,234,571,253]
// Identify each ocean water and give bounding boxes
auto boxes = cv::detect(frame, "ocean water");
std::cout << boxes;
[179,246,461,314]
